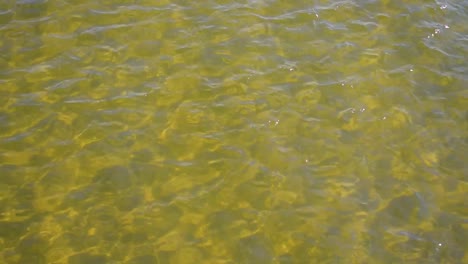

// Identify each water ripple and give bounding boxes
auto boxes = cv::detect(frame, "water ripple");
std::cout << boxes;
[0,1,466,263]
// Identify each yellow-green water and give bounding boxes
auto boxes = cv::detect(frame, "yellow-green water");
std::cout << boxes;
[0,0,467,263]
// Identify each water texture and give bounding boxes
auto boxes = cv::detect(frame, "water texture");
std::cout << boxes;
[0,0,466,263]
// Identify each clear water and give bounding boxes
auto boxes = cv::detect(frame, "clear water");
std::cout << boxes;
[0,0,466,263]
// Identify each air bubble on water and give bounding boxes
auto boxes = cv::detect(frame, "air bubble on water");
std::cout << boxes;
[308,8,318,18]
[267,119,280,127]
[435,242,443,252]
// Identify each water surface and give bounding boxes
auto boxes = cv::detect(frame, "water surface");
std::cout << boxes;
[0,0,467,263]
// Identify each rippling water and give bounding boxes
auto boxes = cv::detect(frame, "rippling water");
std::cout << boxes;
[0,0,466,263]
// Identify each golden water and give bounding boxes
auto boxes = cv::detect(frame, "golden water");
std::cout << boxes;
[0,0,466,263]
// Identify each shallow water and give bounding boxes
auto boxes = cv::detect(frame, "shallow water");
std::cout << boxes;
[0,0,467,263]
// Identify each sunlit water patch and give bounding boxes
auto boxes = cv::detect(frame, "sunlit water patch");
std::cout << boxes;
[0,0,466,263]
